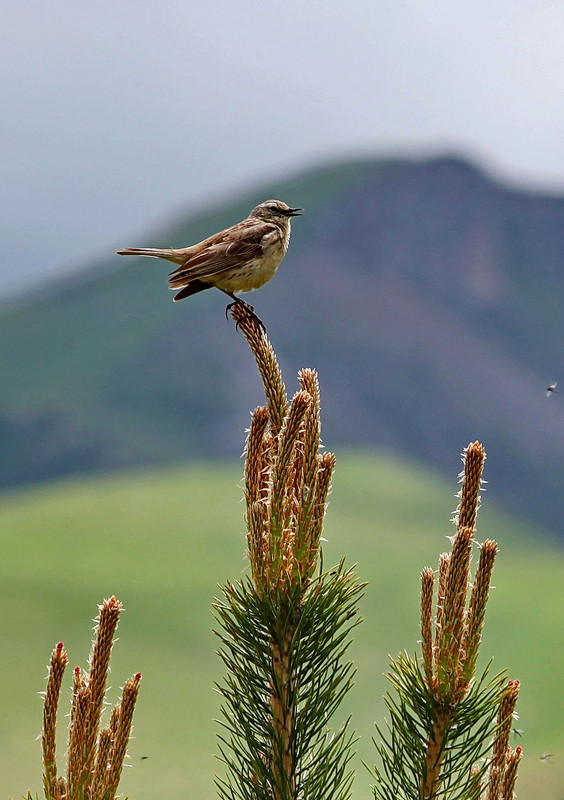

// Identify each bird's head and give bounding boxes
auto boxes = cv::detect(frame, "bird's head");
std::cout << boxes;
[250,199,303,221]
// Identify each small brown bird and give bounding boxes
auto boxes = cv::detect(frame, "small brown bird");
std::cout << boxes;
[116,199,302,307]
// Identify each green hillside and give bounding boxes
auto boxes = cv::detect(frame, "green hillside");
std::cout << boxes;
[2,451,563,800]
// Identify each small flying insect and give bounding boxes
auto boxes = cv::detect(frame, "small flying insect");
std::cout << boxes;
[546,382,558,397]
[540,753,554,763]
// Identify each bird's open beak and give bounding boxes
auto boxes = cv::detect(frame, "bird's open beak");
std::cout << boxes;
[287,207,304,216]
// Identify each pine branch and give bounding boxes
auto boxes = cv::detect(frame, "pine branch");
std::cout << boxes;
[215,304,365,800]
[39,597,141,800]
[371,442,522,800]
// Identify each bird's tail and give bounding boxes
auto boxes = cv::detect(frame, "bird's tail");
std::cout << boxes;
[115,247,182,263]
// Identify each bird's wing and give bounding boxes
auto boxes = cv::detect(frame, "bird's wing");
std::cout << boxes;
[168,220,273,287]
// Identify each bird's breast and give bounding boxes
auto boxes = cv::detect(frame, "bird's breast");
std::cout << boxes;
[214,255,281,292]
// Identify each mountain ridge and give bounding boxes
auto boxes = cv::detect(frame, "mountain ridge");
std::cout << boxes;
[2,153,564,534]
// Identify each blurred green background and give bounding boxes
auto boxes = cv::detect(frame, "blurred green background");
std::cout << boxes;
[2,451,563,799]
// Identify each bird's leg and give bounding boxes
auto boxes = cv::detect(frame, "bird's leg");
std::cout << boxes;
[219,289,254,317]
[219,289,266,333]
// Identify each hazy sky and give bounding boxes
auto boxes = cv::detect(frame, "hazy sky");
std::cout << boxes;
[3,0,564,296]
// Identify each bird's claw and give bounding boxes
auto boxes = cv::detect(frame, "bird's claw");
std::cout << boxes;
[254,313,267,334]
[224,297,266,334]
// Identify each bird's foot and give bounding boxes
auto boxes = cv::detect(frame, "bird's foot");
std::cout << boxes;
[225,297,266,333]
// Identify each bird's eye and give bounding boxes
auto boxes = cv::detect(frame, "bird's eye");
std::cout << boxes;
[268,205,279,214]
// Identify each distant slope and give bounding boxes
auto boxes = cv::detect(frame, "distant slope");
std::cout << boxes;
[1,155,564,534]
[1,453,563,800]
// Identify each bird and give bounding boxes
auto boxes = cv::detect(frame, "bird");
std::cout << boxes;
[116,200,303,311]
[546,381,558,397]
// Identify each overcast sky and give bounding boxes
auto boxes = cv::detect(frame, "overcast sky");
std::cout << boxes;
[3,0,564,296]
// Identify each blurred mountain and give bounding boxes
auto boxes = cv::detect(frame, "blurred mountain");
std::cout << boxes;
[1,155,564,534]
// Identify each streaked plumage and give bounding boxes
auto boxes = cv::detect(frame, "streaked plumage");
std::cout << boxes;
[116,199,302,303]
